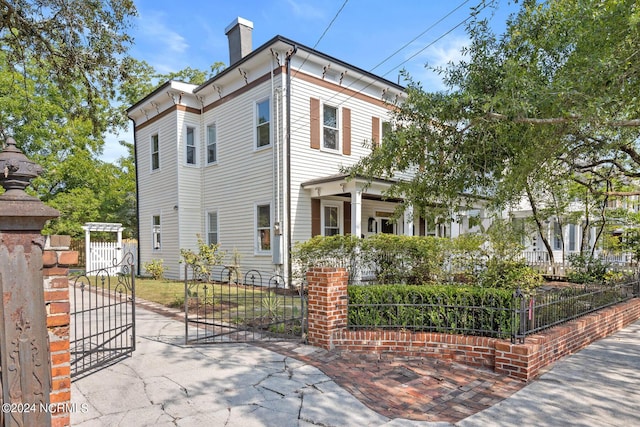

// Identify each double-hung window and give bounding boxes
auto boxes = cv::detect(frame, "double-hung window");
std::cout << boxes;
[208,211,218,245]
[186,126,196,165]
[151,134,159,170]
[256,99,270,148]
[323,205,340,236]
[256,204,271,252]
[152,215,161,250]
[323,105,339,150]
[207,123,217,164]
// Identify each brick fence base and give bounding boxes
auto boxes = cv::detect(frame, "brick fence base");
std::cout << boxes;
[306,267,640,381]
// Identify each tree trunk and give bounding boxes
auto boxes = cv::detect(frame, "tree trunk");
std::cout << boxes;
[526,186,555,264]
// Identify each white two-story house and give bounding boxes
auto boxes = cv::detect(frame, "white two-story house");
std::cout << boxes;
[128,18,485,281]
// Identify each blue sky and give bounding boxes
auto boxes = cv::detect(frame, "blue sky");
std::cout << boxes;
[103,0,520,162]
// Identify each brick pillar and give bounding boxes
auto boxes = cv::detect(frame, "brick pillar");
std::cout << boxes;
[43,238,77,427]
[306,267,349,350]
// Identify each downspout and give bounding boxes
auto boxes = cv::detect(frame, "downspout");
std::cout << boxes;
[129,117,142,276]
[271,53,281,274]
[285,46,297,287]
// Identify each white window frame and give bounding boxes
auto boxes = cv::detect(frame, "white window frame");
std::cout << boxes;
[255,98,271,149]
[184,125,198,166]
[321,202,342,236]
[322,103,340,152]
[152,215,161,250]
[151,133,160,171]
[206,122,218,164]
[255,202,272,254]
[207,210,219,245]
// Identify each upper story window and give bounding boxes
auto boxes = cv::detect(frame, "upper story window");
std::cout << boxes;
[185,126,196,165]
[151,134,159,170]
[256,99,270,148]
[152,215,161,250]
[256,203,271,253]
[207,123,217,164]
[208,211,218,245]
[323,105,339,150]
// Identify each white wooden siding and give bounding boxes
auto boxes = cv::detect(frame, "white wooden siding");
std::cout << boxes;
[135,110,182,278]
[201,80,280,277]
[287,77,395,245]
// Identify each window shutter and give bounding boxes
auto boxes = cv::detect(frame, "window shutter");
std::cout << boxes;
[311,199,321,236]
[310,98,320,149]
[343,201,352,235]
[342,107,351,155]
[371,116,380,148]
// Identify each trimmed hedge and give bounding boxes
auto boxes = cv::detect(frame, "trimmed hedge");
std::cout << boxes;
[348,284,515,338]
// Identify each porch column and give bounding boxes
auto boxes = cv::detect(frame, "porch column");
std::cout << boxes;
[404,205,414,236]
[351,188,362,237]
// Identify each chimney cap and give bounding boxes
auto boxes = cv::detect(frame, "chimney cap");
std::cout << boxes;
[225,17,254,35]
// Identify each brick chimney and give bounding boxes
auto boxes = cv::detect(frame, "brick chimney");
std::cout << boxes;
[225,17,253,66]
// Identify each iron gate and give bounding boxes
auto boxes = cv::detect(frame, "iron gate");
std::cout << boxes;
[70,252,135,378]
[184,266,306,344]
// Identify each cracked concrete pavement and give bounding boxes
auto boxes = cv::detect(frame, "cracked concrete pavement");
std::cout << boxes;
[71,305,429,427]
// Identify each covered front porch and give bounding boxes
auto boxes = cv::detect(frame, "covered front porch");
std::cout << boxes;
[301,174,452,238]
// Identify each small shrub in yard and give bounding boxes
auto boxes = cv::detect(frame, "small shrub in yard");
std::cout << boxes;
[143,259,167,280]
[567,253,610,284]
[180,235,225,279]
[480,259,542,292]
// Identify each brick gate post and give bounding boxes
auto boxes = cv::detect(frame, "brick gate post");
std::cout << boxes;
[43,236,77,427]
[306,267,349,350]
[0,137,59,427]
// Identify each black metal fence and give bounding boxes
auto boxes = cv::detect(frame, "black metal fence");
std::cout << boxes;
[347,279,640,343]
[184,266,307,344]
[512,279,640,343]
[70,252,136,379]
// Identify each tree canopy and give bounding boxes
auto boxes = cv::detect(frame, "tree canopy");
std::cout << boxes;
[1,1,225,238]
[347,0,640,220]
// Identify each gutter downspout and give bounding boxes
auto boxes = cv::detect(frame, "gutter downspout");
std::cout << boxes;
[129,117,142,276]
[285,45,297,287]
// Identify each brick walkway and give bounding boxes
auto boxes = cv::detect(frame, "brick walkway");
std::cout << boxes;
[257,341,526,423]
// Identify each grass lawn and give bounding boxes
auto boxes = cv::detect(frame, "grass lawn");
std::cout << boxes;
[134,277,185,307]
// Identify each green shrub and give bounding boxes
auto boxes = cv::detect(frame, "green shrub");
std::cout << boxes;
[143,259,167,280]
[361,234,450,284]
[180,235,225,279]
[480,259,542,291]
[292,234,361,282]
[347,284,514,338]
[566,253,610,284]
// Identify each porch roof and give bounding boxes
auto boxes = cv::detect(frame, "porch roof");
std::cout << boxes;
[301,174,401,199]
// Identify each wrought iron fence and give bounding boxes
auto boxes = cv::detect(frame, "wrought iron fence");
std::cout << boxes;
[348,296,514,338]
[347,279,640,343]
[184,266,307,344]
[512,279,640,343]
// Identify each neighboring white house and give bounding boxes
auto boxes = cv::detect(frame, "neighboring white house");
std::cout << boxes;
[128,18,491,281]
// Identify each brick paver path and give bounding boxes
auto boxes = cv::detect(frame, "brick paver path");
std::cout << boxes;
[258,341,526,423]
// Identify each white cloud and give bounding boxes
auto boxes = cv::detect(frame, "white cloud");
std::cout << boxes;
[284,0,325,20]
[404,35,470,92]
[134,10,190,73]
